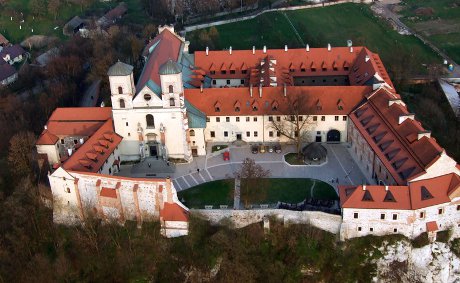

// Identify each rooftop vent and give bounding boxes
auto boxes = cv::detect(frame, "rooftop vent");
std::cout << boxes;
[206,46,209,56]
[306,44,309,52]
[327,43,331,51]
[229,46,232,55]
[284,45,288,52]
[252,46,255,55]
[347,39,352,47]
[263,46,267,53]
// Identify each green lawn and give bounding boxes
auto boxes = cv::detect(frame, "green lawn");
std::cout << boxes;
[178,178,337,209]
[284,153,304,165]
[188,3,440,74]
[398,0,460,63]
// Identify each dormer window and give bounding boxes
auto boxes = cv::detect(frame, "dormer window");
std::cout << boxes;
[210,70,216,75]
[252,106,258,111]
[301,68,306,72]
[230,70,235,74]
[317,106,322,111]
[215,101,221,112]
[215,107,220,112]
[168,85,174,93]
[118,86,123,94]
[169,97,175,106]
[338,105,343,110]
[221,70,226,74]
[235,107,240,112]
[242,70,247,74]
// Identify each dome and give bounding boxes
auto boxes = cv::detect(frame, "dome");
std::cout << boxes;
[107,60,133,76]
[159,59,181,75]
[302,143,327,161]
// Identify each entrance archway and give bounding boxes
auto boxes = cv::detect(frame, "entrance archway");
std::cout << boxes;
[326,130,341,142]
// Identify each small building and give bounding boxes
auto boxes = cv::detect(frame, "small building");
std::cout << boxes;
[63,16,86,36]
[0,33,9,47]
[0,44,26,65]
[0,64,18,86]
[34,47,60,67]
[97,3,127,29]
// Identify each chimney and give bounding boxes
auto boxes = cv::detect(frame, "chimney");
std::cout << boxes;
[365,55,370,62]
[385,185,389,191]
[347,39,353,47]
[252,46,255,54]
[44,125,47,130]
[206,46,209,56]
[200,83,203,93]
[350,46,353,53]
[284,45,288,52]
[388,99,404,107]
[398,113,415,125]
[67,148,72,156]
[417,131,431,140]
[306,44,310,52]
[362,185,366,191]
[327,43,331,51]
[263,46,267,53]
[229,46,232,55]
[79,138,84,144]
[259,84,262,98]
[249,84,253,97]
[283,83,287,97]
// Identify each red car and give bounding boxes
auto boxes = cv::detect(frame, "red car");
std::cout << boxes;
[223,151,230,161]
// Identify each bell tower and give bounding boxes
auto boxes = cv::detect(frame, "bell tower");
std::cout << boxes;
[108,60,135,110]
[159,59,183,108]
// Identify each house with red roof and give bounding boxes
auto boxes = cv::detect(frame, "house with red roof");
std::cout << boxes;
[37,25,459,240]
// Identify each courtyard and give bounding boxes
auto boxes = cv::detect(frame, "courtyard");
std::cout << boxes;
[117,143,370,195]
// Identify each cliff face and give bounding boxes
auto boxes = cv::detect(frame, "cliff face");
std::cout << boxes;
[374,240,460,282]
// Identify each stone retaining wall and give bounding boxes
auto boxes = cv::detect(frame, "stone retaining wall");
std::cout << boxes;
[192,208,342,234]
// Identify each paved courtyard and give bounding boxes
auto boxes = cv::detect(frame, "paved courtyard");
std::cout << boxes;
[118,143,370,194]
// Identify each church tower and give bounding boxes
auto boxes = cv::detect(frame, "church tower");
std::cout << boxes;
[108,60,135,110]
[158,60,192,161]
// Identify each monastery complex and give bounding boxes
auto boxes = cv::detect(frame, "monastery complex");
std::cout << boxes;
[36,26,460,240]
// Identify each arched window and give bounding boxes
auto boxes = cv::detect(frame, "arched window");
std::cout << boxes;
[118,86,123,94]
[146,114,155,128]
[189,129,195,136]
[169,85,174,93]
[66,187,70,193]
[119,99,125,108]
[169,97,175,106]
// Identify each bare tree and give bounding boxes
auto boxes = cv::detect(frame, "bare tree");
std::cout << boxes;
[236,158,270,208]
[270,93,315,158]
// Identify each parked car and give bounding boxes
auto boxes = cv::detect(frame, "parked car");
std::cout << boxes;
[223,151,230,161]
[251,145,258,154]
[259,144,265,153]
[268,146,274,153]
[274,144,282,153]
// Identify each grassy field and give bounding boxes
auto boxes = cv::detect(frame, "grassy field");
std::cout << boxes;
[178,178,337,209]
[398,0,460,62]
[188,3,440,74]
[0,0,150,44]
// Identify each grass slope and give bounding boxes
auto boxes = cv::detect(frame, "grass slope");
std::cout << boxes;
[189,3,439,73]
[178,178,337,209]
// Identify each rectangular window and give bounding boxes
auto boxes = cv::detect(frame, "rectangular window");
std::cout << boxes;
[126,122,129,126]
[61,139,65,144]
[457,205,460,211]
[246,131,250,137]
[313,116,317,121]
[230,70,235,74]
[210,131,215,138]
[253,117,257,122]
[240,79,245,84]
[221,70,226,74]
[343,116,347,121]
[206,117,210,122]
[357,227,362,232]
[226,117,230,122]
[420,211,425,218]
[370,227,374,232]
[394,228,398,233]
[212,79,216,85]
[354,212,358,219]
[392,214,398,220]
[226,79,230,84]
[321,116,325,121]
[269,131,273,137]
[254,131,258,137]
[290,115,295,121]
[276,131,280,137]
[210,71,215,75]
[335,116,339,121]
[236,117,240,122]
[299,116,303,121]
[242,70,247,74]
[268,116,273,122]
[246,117,250,122]
[224,131,228,137]
[294,131,299,137]
[438,208,444,215]
[216,117,220,122]
[317,131,321,135]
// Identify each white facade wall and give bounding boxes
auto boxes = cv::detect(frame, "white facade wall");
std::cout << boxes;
[36,143,60,165]
[211,78,245,88]
[204,114,348,143]
[189,128,206,156]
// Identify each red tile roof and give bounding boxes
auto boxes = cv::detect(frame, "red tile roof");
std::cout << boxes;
[350,88,443,184]
[193,46,393,87]
[62,119,122,173]
[48,107,112,121]
[426,221,438,232]
[137,29,183,92]
[36,130,59,145]
[160,202,189,222]
[100,187,117,198]
[339,173,460,210]
[185,85,371,116]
